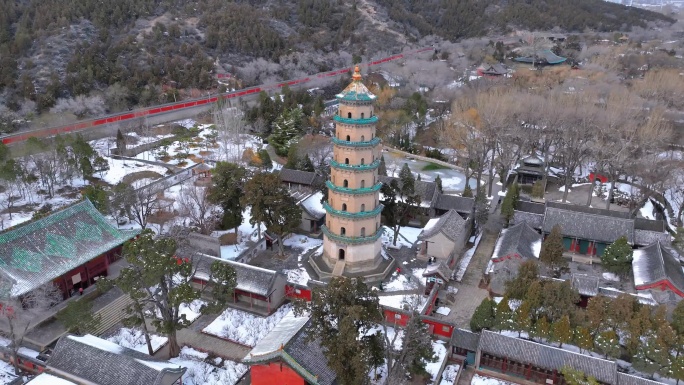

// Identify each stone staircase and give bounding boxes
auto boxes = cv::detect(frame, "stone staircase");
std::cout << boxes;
[332,260,346,276]
[92,294,134,336]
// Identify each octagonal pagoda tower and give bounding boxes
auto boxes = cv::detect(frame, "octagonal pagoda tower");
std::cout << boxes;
[321,66,384,275]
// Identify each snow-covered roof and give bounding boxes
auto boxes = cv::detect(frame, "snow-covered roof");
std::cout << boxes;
[479,331,616,384]
[571,274,600,296]
[422,261,453,281]
[244,313,336,385]
[47,334,185,385]
[632,241,684,296]
[195,254,285,297]
[0,199,139,297]
[247,311,309,356]
[491,222,542,263]
[418,209,467,242]
[298,192,326,220]
[26,373,77,385]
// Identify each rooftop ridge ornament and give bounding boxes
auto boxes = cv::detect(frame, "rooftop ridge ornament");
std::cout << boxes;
[352,65,362,81]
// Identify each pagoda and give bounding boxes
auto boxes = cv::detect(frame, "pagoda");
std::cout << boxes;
[316,66,390,277]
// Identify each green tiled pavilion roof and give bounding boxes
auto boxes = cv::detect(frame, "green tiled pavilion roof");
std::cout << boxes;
[0,199,139,297]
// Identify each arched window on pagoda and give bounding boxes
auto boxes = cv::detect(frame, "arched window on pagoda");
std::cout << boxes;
[347,112,352,118]
[342,203,347,212]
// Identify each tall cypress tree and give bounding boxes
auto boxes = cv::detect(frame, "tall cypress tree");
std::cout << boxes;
[470,298,495,332]
[540,225,567,277]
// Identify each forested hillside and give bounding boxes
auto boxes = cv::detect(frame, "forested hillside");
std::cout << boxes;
[0,0,673,122]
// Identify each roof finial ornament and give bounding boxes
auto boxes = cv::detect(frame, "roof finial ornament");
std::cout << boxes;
[352,66,362,81]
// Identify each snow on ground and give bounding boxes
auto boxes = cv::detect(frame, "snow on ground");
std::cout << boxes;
[218,208,259,260]
[153,299,205,324]
[411,267,426,283]
[378,294,428,312]
[366,325,404,385]
[283,236,323,285]
[383,271,420,292]
[440,364,461,385]
[455,232,483,281]
[27,373,77,385]
[0,360,18,385]
[426,340,448,385]
[602,272,620,282]
[471,374,518,385]
[640,200,655,220]
[106,327,168,354]
[382,226,422,249]
[203,304,293,347]
[283,235,323,253]
[169,347,248,385]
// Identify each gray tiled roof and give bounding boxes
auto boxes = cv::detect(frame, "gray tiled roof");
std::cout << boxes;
[512,211,544,229]
[379,176,437,206]
[542,206,634,244]
[195,255,281,297]
[418,209,467,242]
[617,372,664,385]
[285,322,338,385]
[434,194,474,214]
[280,168,319,186]
[634,218,665,232]
[0,199,139,297]
[571,274,600,296]
[47,334,184,385]
[451,328,480,351]
[478,331,617,384]
[546,201,631,219]
[491,222,541,262]
[634,229,671,246]
[516,201,546,215]
[632,241,684,294]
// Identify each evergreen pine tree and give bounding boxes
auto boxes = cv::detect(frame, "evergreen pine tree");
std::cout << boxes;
[494,296,513,331]
[285,144,300,169]
[550,315,572,348]
[378,155,388,176]
[574,327,594,354]
[462,184,473,198]
[531,316,550,341]
[301,154,315,172]
[595,330,620,359]
[601,236,633,278]
[500,182,519,227]
[399,163,415,196]
[257,149,272,170]
[435,175,443,194]
[505,260,539,299]
[470,298,495,332]
[540,225,568,277]
[531,180,545,198]
[513,300,532,337]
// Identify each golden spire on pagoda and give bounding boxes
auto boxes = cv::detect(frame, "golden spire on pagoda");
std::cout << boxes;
[352,66,362,81]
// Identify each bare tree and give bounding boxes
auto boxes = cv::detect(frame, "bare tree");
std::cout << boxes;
[0,282,62,374]
[212,101,246,163]
[177,182,218,235]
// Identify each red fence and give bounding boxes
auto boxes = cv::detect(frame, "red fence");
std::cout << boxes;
[1,47,433,146]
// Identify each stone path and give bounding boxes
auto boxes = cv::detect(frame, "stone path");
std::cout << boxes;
[441,210,503,328]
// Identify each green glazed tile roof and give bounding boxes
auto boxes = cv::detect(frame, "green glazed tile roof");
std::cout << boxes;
[0,199,139,297]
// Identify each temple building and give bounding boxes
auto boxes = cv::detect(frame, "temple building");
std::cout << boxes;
[309,67,393,280]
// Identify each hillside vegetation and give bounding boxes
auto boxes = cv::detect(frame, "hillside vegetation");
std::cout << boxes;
[0,0,673,120]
